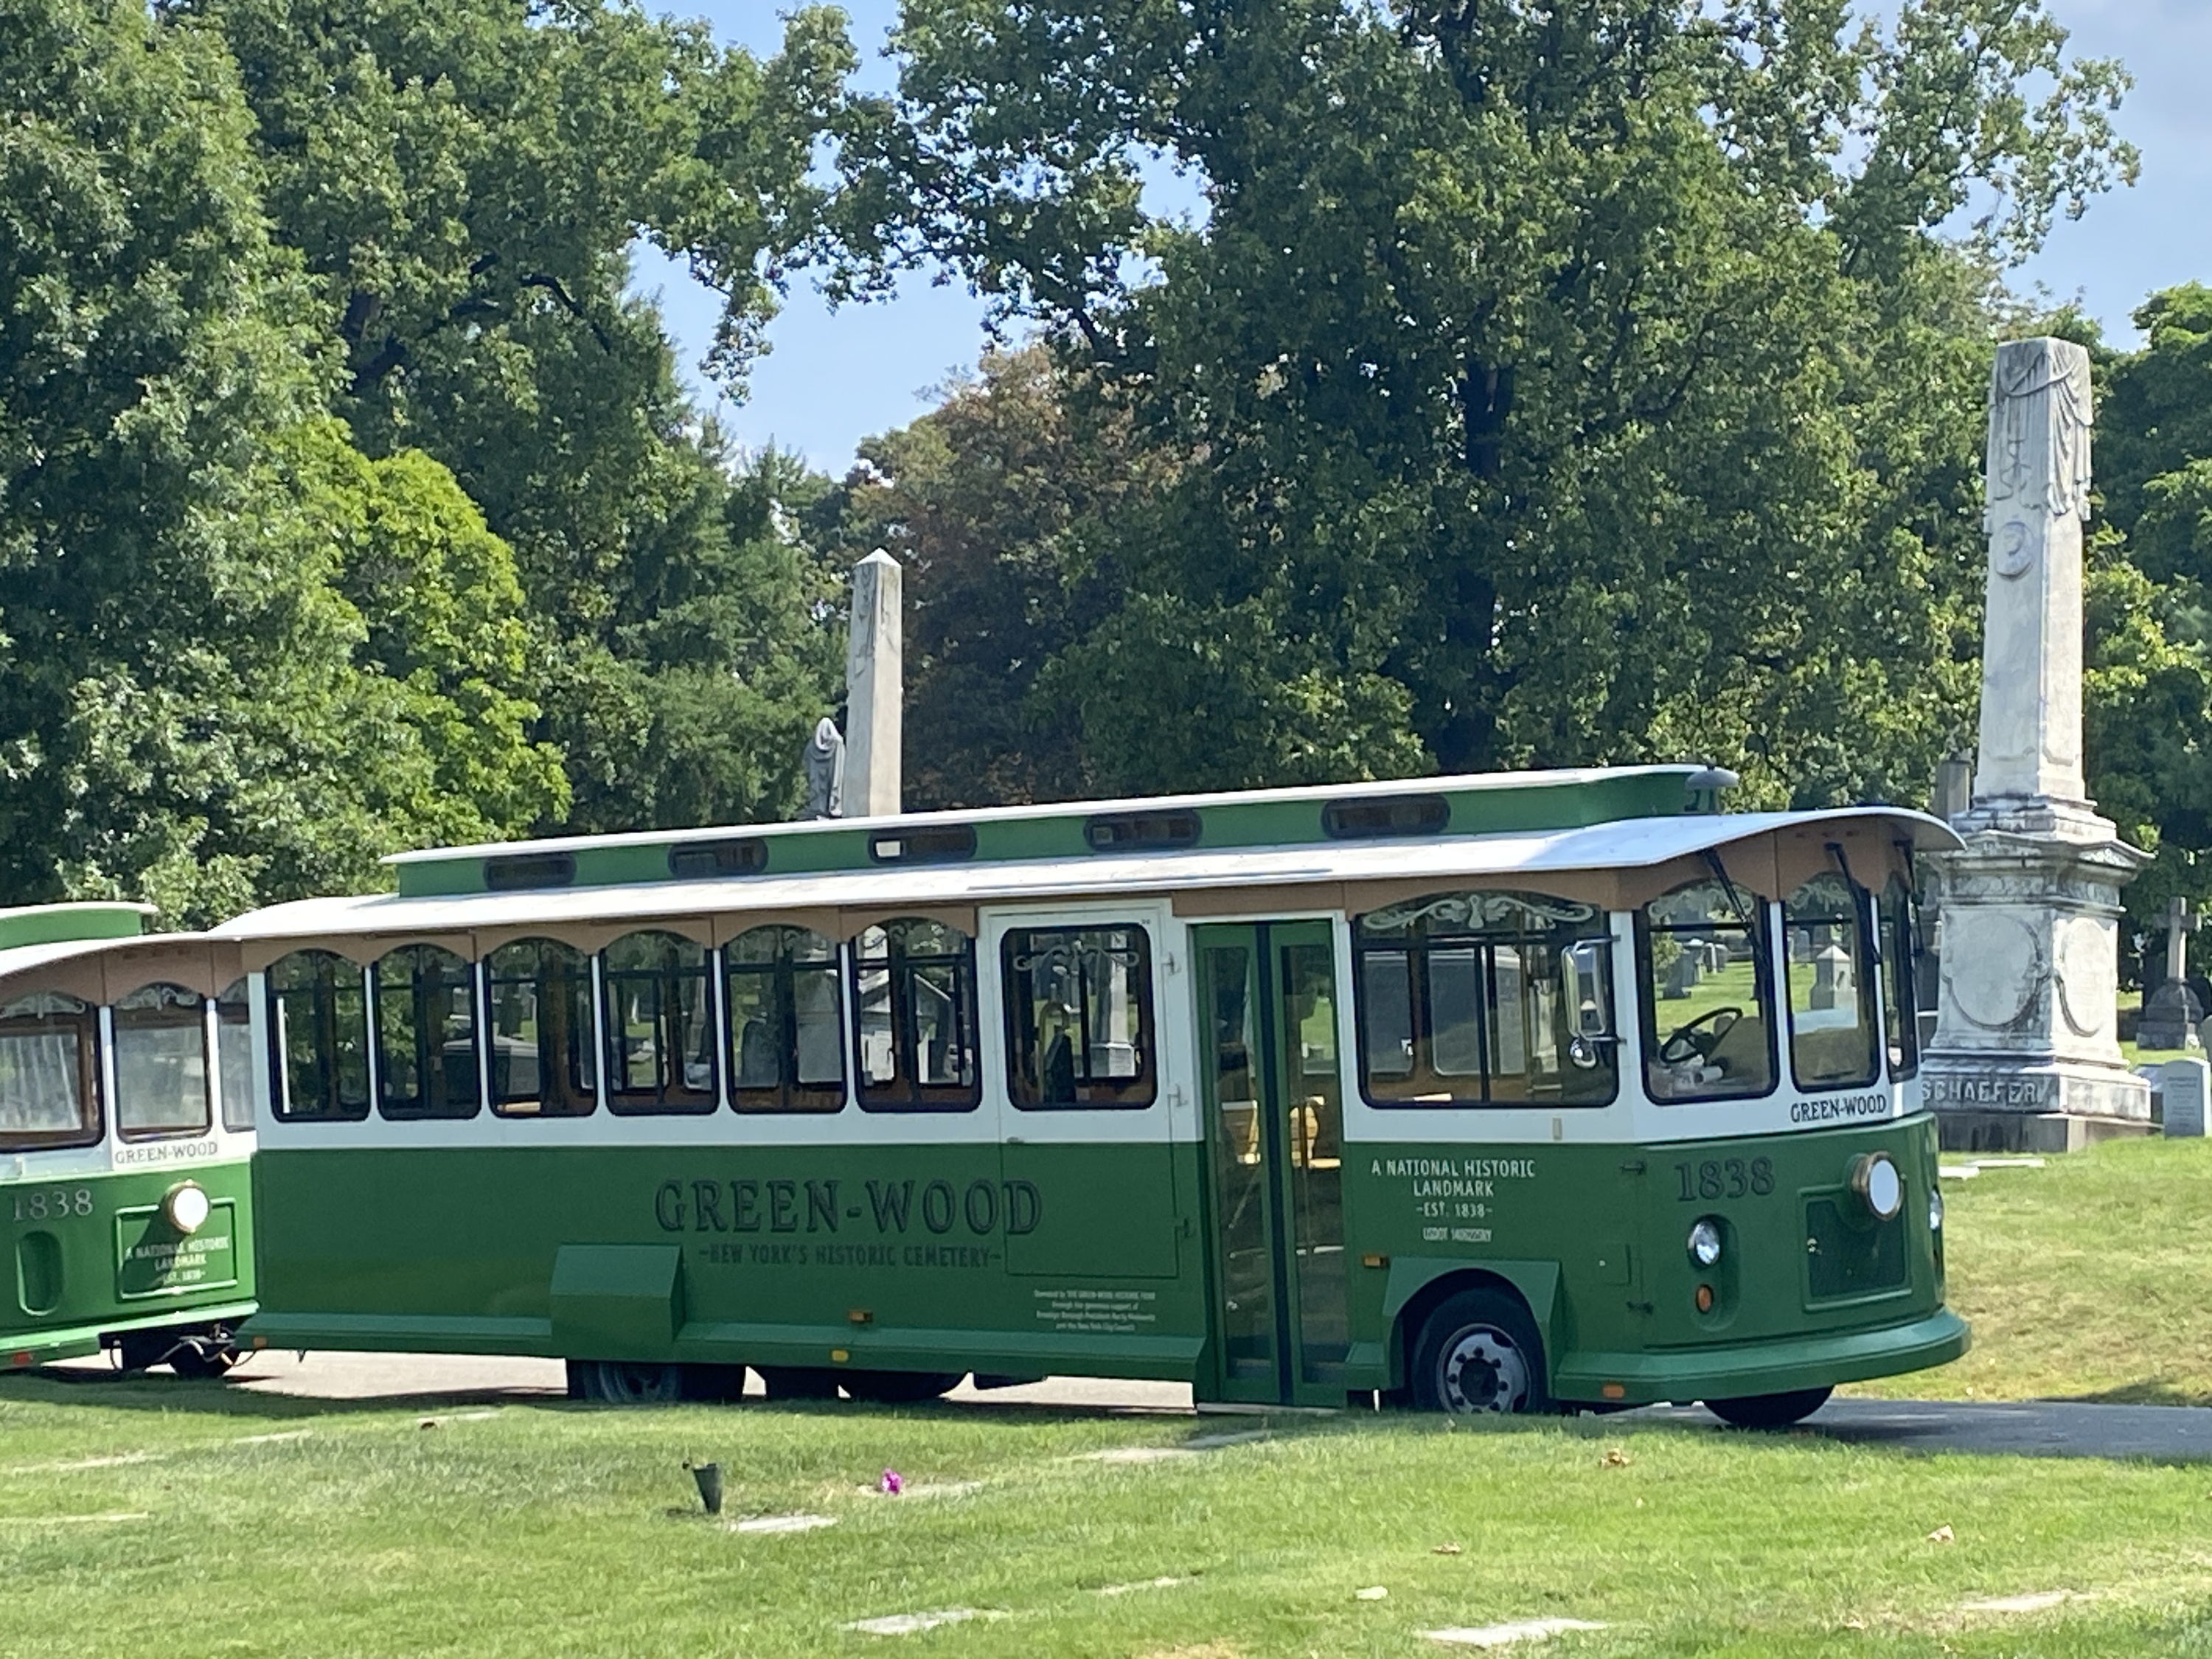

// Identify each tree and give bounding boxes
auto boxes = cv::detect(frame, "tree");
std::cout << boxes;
[187,0,856,833]
[1,0,566,922]
[856,0,2135,804]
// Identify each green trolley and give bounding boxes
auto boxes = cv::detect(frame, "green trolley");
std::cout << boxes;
[1,904,257,1375]
[217,766,1966,1421]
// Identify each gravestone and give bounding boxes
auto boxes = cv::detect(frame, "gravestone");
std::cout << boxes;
[1812,941,1852,1010]
[1663,950,1701,999]
[2161,1056,2210,1137]
[1921,338,2153,1152]
[844,549,903,818]
[2138,897,2204,1051]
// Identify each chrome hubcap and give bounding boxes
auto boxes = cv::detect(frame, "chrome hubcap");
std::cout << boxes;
[1439,1326,1529,1413]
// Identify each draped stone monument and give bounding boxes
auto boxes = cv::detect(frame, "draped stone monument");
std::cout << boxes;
[1922,338,2152,1150]
[844,548,903,818]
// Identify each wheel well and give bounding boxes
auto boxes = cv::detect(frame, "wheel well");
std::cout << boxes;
[1392,1270,1543,1389]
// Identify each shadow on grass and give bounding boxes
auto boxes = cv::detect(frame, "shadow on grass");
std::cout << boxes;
[2051,1380,2212,1409]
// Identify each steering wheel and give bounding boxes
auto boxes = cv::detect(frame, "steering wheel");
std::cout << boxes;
[1659,1006,1742,1065]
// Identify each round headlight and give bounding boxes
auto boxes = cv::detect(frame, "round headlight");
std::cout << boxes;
[1928,1183,1944,1231]
[1687,1218,1723,1268]
[164,1181,211,1235]
[1852,1153,1904,1221]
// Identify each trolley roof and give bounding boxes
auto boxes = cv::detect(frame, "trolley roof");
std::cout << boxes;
[380,766,1709,899]
[212,805,1960,964]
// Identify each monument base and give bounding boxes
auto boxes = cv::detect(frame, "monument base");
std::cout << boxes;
[1923,1057,2152,1152]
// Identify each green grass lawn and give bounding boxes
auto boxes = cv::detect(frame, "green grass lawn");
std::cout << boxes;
[1850,1134,2212,1408]
[10,1138,2212,1656]
[4,1378,2212,1658]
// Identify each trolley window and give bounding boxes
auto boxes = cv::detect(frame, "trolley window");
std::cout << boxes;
[267,950,371,1121]
[0,990,102,1152]
[1880,874,1921,1082]
[726,926,845,1113]
[487,939,597,1116]
[852,919,980,1111]
[602,931,717,1114]
[1637,878,1777,1101]
[1353,892,1618,1107]
[1783,873,1880,1089]
[215,978,255,1132]
[374,946,482,1120]
[113,983,212,1140]
[1002,925,1157,1109]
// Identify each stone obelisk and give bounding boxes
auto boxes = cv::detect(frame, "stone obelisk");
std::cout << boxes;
[844,548,903,818]
[1922,337,2152,1150]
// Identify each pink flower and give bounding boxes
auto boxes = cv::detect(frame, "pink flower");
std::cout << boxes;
[880,1469,903,1495]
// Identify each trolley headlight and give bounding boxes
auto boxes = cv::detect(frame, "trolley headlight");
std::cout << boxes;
[164,1181,211,1236]
[1928,1183,1944,1232]
[1687,1218,1724,1268]
[1851,1153,1904,1222]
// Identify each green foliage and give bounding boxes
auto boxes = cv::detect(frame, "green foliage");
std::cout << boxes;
[850,0,2133,807]
[2084,285,2212,945]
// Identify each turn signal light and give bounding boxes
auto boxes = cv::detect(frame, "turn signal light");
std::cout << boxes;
[1601,1382,1627,1400]
[1695,1284,1715,1313]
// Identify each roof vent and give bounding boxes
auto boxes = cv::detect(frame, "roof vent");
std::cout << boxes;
[868,824,977,866]
[667,839,767,879]
[1321,794,1450,841]
[1085,810,1202,852]
[484,852,577,891]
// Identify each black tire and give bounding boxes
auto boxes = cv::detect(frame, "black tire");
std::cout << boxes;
[757,1366,842,1401]
[116,1332,176,1374]
[681,1364,751,1403]
[1705,1386,1832,1429]
[576,1360,684,1405]
[167,1337,238,1380]
[1410,1288,1550,1415]
[841,1370,963,1405]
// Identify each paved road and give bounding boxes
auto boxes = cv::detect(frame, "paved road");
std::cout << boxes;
[38,1352,2212,1458]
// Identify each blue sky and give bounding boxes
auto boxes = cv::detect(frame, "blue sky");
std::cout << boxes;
[634,0,2212,475]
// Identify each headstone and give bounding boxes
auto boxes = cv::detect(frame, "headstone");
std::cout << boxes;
[800,717,845,820]
[844,549,903,818]
[1933,752,1974,823]
[2160,1056,2209,1137]
[1921,338,2153,1152]
[1811,942,1852,1009]
[2138,896,2204,1050]
[1663,950,1700,999]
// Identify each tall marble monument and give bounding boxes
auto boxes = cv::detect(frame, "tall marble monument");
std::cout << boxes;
[1922,337,2152,1150]
[844,548,903,818]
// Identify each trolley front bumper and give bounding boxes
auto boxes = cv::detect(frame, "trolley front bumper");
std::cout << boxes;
[1553,1307,1970,1406]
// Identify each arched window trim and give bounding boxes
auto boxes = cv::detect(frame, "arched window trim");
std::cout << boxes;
[484,937,599,1119]
[1350,890,1620,1110]
[111,981,213,1142]
[600,929,718,1116]
[265,950,372,1122]
[0,988,102,1152]
[1634,877,1781,1105]
[372,945,484,1121]
[725,925,847,1114]
[849,918,981,1113]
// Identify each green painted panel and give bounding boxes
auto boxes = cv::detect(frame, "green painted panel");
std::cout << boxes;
[549,1243,683,1357]
[1,1160,256,1355]
[115,1200,240,1299]
[0,902,150,951]
[392,768,1704,897]
[251,1141,1211,1373]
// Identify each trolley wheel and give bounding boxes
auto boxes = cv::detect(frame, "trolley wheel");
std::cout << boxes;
[574,1360,684,1405]
[1705,1386,1832,1429]
[168,1335,239,1380]
[681,1364,752,1403]
[116,1332,176,1374]
[757,1366,842,1401]
[1410,1288,1550,1416]
[840,1370,963,1405]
